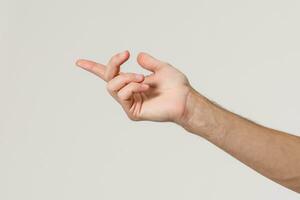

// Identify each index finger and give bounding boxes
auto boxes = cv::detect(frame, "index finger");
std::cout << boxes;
[76,59,106,80]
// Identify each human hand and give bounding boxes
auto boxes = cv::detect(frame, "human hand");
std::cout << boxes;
[76,51,193,124]
[76,51,300,194]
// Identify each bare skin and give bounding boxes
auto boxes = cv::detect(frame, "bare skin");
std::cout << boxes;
[76,50,300,193]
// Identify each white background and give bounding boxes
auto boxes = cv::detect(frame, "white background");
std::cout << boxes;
[1,0,300,199]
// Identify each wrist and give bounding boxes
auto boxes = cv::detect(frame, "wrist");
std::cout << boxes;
[178,88,229,142]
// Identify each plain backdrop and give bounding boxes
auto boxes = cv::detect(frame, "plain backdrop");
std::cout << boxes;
[1,0,300,199]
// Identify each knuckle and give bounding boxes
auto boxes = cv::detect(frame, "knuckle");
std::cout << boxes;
[118,74,131,84]
[124,72,133,78]
[131,82,139,88]
[116,52,123,58]
[117,92,126,100]
[106,83,112,92]
[107,60,114,68]
[128,73,137,81]
[122,73,132,80]
[110,54,120,65]
[129,116,138,121]
[124,73,134,83]
[106,85,116,96]
[117,73,124,78]
[127,114,140,121]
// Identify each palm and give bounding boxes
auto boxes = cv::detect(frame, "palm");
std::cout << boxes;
[128,66,191,122]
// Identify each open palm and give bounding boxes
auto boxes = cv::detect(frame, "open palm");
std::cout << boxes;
[76,51,192,123]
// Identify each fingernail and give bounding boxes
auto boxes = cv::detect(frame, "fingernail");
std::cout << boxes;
[120,50,129,57]
[135,74,144,80]
[76,60,86,69]
[75,60,82,66]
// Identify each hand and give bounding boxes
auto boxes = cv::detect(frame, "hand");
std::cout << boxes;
[76,50,193,123]
[77,51,300,193]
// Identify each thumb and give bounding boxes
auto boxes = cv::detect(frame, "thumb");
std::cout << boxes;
[137,52,165,72]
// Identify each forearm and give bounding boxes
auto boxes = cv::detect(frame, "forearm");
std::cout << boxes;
[180,88,300,193]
